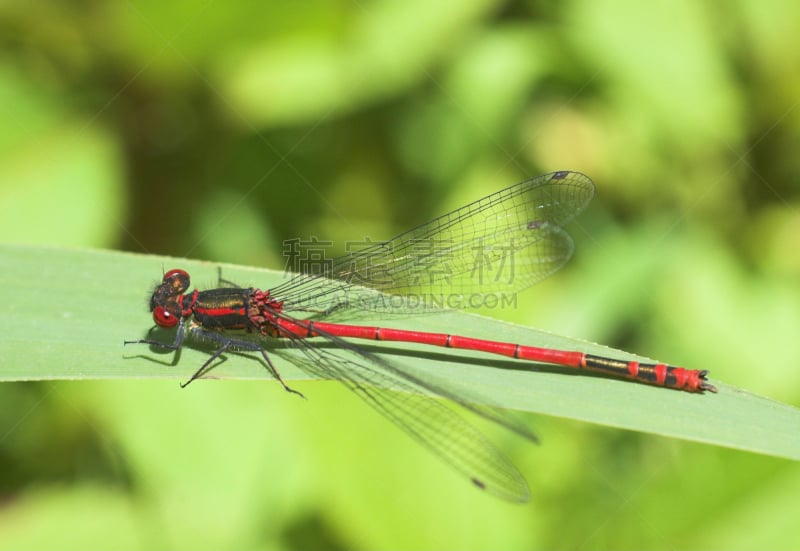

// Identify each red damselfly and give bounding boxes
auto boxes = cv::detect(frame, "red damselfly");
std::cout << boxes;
[125,171,716,502]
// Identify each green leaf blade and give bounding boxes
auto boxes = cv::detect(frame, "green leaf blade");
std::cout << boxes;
[1,243,798,460]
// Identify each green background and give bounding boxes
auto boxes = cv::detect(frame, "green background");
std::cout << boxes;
[1,0,799,549]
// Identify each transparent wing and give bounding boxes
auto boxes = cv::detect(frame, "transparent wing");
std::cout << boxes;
[271,171,594,314]
[273,316,537,502]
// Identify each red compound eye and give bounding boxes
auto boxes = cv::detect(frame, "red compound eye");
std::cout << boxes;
[153,305,179,327]
[163,268,189,281]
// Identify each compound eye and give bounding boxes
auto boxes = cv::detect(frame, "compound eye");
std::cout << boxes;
[153,305,179,327]
[163,269,190,293]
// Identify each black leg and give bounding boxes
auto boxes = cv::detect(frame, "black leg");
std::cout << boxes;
[124,319,187,351]
[185,326,305,398]
[180,339,231,388]
[216,266,242,289]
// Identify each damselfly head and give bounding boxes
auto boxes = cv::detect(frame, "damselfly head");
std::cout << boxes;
[147,268,192,327]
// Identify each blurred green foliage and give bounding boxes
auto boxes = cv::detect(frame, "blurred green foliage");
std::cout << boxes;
[0,0,798,549]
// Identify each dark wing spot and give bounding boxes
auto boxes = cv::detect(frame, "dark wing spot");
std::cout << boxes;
[471,477,487,490]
